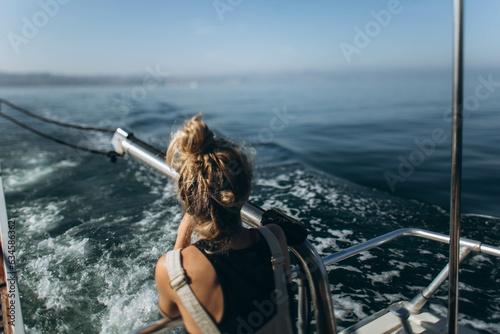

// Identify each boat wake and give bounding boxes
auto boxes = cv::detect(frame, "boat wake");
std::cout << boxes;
[3,161,499,333]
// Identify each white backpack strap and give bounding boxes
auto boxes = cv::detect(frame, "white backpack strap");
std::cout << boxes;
[257,227,289,313]
[165,249,221,334]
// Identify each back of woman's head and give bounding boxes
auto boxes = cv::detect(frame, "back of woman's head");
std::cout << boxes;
[166,114,252,248]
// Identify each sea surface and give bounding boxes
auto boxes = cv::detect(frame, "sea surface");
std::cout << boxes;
[0,74,499,333]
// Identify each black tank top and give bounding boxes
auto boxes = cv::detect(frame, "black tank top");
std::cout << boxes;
[193,230,282,333]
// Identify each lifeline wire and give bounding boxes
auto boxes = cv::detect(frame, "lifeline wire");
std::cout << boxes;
[0,99,119,162]
[0,98,114,133]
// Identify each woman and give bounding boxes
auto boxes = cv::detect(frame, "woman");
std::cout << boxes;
[155,115,293,333]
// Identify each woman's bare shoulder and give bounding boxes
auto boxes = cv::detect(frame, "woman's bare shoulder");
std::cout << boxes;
[181,246,216,282]
[154,246,201,288]
[155,246,207,275]
[155,254,169,287]
[155,246,215,303]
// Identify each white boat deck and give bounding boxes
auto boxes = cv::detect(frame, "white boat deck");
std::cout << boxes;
[340,304,478,334]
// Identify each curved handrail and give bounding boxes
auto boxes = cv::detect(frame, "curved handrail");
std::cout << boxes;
[320,228,500,268]
[131,225,500,334]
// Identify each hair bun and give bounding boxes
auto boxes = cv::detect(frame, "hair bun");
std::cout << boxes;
[166,112,254,250]
[181,114,215,155]
[219,190,235,205]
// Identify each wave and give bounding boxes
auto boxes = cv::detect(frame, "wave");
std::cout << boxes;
[7,160,499,333]
[2,160,79,193]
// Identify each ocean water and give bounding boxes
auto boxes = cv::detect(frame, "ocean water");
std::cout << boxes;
[0,75,499,333]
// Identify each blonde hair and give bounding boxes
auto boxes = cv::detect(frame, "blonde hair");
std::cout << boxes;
[166,114,252,248]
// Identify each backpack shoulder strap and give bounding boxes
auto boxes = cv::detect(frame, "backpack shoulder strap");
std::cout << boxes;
[165,249,220,334]
[257,227,290,313]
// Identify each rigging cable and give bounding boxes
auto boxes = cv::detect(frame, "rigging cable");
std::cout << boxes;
[0,98,120,162]
[0,98,115,133]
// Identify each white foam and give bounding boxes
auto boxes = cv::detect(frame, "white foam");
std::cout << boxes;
[312,237,336,255]
[16,200,66,233]
[275,173,290,182]
[97,267,159,334]
[468,254,494,266]
[324,191,340,206]
[3,166,53,190]
[287,177,338,209]
[327,264,363,274]
[312,229,356,255]
[25,237,89,310]
[24,327,44,334]
[259,199,302,220]
[327,229,354,240]
[255,177,292,190]
[2,160,78,192]
[428,303,449,322]
[332,295,369,321]
[358,251,377,262]
[460,318,500,334]
[309,218,327,232]
[366,270,400,285]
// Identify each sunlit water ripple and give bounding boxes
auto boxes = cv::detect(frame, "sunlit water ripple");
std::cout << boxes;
[0,80,499,333]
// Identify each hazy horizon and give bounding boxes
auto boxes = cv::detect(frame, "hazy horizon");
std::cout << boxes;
[3,65,500,88]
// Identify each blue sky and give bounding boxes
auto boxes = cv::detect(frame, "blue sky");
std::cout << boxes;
[0,0,499,76]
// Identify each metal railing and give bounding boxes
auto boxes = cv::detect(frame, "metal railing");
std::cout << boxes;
[322,227,500,315]
[115,130,500,334]
[130,223,500,333]
[449,0,465,331]
[321,228,500,267]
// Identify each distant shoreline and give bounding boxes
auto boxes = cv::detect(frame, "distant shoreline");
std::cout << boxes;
[0,73,146,87]
[2,67,498,88]
[0,68,466,87]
